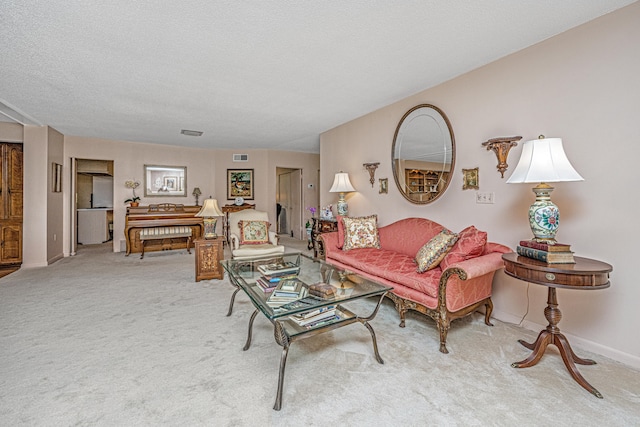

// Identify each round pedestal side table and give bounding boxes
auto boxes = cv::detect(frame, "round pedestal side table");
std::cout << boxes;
[502,252,613,398]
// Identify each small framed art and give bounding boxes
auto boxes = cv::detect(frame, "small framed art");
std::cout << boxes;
[462,168,479,190]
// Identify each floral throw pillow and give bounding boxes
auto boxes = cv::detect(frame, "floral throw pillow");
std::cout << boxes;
[342,215,380,251]
[239,220,270,245]
[415,229,459,273]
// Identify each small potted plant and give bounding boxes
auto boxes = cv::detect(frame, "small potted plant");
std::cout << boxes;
[125,180,141,206]
[125,196,141,207]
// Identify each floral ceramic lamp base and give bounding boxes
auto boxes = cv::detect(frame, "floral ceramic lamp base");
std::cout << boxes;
[336,193,348,216]
[528,183,559,242]
[203,217,218,239]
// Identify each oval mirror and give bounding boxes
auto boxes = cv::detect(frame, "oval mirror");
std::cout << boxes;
[392,104,455,204]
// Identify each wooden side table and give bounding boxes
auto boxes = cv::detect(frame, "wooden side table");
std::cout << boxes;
[194,237,224,281]
[310,218,338,258]
[502,252,613,398]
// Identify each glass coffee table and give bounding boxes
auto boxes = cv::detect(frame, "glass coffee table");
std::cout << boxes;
[221,252,391,410]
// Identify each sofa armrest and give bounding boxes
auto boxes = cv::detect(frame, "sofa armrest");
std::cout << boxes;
[442,252,506,280]
[318,231,339,255]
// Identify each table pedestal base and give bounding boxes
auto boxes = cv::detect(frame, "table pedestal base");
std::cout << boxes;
[512,287,602,399]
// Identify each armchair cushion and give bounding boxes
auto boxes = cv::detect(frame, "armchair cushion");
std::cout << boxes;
[239,220,270,245]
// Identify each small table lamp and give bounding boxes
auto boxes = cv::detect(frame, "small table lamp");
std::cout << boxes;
[195,198,224,239]
[329,172,356,216]
[506,136,583,242]
[192,187,202,206]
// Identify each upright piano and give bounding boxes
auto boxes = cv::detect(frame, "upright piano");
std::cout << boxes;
[124,204,204,256]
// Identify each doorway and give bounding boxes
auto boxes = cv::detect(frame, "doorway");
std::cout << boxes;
[276,168,302,239]
[71,159,114,253]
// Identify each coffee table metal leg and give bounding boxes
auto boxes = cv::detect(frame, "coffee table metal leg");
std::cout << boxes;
[274,343,290,411]
[226,287,240,316]
[357,292,387,364]
[243,309,258,351]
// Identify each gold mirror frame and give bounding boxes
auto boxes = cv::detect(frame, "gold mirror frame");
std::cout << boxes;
[391,104,455,204]
[144,164,187,197]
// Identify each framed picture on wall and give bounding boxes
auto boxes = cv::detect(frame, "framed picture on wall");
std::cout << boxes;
[462,167,479,190]
[227,169,254,200]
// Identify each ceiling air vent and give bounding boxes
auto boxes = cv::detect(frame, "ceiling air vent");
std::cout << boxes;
[180,129,203,137]
[233,154,249,162]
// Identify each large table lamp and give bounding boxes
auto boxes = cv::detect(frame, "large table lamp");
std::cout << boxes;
[506,136,583,242]
[195,198,224,239]
[329,172,356,216]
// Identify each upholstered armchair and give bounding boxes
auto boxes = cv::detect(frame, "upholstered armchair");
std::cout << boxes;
[228,209,285,260]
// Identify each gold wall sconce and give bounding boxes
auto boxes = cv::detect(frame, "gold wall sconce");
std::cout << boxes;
[363,162,380,187]
[482,136,522,178]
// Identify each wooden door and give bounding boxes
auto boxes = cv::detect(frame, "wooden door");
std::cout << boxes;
[0,143,23,266]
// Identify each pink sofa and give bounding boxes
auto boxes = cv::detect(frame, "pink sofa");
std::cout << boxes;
[320,217,511,353]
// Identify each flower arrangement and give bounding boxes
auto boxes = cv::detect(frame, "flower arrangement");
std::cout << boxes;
[124,180,141,204]
[305,206,317,229]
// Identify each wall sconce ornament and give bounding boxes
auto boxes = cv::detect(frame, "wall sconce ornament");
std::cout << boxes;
[363,162,380,187]
[482,136,522,178]
[462,168,479,190]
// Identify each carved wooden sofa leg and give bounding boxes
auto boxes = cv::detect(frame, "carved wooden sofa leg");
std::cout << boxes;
[386,293,408,328]
[437,317,451,354]
[484,298,494,326]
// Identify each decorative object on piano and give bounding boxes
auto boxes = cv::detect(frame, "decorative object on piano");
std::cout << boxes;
[506,135,583,242]
[144,165,187,197]
[192,187,202,206]
[329,172,355,216]
[363,162,380,187]
[227,169,254,200]
[196,198,224,239]
[124,179,141,206]
[482,136,522,178]
[462,167,479,190]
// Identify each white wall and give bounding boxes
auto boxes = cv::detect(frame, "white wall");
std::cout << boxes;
[320,3,640,367]
[63,137,319,254]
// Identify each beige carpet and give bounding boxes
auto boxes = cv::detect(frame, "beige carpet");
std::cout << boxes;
[1,239,638,426]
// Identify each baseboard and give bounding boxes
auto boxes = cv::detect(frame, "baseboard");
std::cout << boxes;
[492,309,640,370]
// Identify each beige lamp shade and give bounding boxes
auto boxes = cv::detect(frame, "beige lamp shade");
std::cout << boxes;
[196,198,224,238]
[329,172,355,216]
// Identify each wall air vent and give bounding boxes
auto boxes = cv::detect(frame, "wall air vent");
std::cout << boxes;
[180,129,203,137]
[233,154,249,162]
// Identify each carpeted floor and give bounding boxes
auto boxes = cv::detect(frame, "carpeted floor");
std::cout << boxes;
[0,239,638,426]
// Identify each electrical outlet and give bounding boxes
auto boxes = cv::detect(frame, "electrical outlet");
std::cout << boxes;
[476,192,495,204]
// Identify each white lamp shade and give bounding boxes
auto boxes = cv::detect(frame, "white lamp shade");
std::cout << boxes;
[506,138,584,184]
[329,172,356,193]
[195,198,223,217]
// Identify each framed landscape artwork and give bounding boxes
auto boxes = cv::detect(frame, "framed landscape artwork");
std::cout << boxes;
[227,169,254,200]
[462,167,479,190]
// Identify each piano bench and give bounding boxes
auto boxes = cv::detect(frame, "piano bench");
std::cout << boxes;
[139,226,193,259]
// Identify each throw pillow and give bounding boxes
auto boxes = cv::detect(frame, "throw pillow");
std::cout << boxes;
[440,226,487,270]
[342,215,381,251]
[415,228,459,273]
[239,220,270,245]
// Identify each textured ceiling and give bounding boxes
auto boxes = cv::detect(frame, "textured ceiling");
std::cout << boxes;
[0,1,635,153]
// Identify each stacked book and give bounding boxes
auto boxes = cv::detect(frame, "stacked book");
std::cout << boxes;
[516,240,575,264]
[266,278,306,307]
[289,305,339,329]
[255,261,301,293]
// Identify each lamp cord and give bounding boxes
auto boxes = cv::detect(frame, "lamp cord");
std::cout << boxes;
[517,282,530,326]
